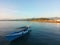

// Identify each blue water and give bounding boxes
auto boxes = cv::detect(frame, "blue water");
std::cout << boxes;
[0,21,60,45]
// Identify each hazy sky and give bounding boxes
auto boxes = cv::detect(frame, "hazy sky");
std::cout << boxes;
[0,0,60,19]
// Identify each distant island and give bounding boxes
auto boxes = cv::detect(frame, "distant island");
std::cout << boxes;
[0,17,60,23]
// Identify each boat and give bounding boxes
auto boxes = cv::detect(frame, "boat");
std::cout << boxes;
[5,25,31,41]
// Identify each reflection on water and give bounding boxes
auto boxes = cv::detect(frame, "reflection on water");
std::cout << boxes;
[0,21,60,45]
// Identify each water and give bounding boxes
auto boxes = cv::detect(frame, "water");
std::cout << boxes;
[0,21,60,45]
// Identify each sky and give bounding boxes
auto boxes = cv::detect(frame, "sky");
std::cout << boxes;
[0,0,60,19]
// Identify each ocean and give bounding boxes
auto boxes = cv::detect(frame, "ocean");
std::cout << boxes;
[0,21,60,45]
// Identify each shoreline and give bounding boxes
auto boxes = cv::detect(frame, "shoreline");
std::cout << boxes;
[31,20,60,23]
[0,20,60,23]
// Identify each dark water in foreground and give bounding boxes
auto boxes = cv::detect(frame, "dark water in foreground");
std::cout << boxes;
[0,21,60,45]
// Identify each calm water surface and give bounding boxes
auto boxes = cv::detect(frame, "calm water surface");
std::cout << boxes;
[0,21,60,45]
